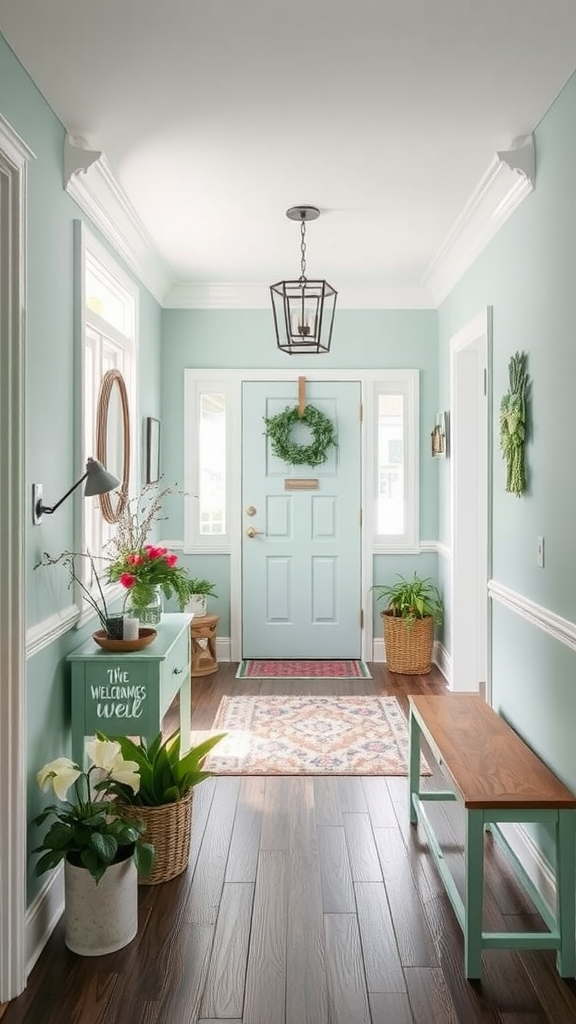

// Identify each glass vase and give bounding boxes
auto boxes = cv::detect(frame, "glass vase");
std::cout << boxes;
[123,585,163,626]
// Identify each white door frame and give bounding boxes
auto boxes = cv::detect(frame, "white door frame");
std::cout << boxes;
[449,308,492,694]
[0,115,33,1001]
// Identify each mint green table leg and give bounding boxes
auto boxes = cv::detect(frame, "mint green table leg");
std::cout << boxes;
[464,809,485,979]
[408,708,421,824]
[556,809,576,977]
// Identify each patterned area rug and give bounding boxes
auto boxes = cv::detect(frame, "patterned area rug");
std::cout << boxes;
[203,694,430,776]
[236,659,371,679]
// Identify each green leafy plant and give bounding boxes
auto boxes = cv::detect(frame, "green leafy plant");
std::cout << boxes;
[33,738,154,883]
[187,578,218,597]
[100,729,226,806]
[264,403,337,467]
[500,350,530,497]
[373,572,443,628]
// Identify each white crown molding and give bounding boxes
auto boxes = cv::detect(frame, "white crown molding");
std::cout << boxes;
[64,142,176,305]
[489,579,576,652]
[423,135,535,305]
[163,281,435,310]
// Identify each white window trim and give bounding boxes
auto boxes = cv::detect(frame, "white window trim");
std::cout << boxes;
[184,368,420,662]
[74,221,139,626]
[368,370,420,553]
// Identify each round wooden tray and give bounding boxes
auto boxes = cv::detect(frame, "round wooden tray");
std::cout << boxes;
[92,628,157,653]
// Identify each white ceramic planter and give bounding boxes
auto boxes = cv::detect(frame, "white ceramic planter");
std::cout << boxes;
[64,855,138,956]
[185,594,207,617]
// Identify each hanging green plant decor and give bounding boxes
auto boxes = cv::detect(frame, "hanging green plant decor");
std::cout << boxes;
[264,404,337,467]
[499,351,530,497]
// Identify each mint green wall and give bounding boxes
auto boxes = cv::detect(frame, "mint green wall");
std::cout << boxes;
[0,32,163,902]
[160,308,440,637]
[438,71,576,854]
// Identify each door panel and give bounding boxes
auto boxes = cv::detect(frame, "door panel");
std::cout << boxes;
[242,380,362,658]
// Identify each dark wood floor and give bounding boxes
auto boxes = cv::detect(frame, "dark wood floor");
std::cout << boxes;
[6,663,576,1024]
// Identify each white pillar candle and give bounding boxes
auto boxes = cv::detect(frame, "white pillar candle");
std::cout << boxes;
[123,615,139,641]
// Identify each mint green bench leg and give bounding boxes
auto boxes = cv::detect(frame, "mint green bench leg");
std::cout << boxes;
[464,809,484,979]
[556,809,576,977]
[408,708,421,824]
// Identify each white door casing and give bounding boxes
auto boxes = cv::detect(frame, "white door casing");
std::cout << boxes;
[450,308,491,694]
[0,114,34,1001]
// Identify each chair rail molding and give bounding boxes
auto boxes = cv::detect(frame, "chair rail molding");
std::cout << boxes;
[489,579,576,652]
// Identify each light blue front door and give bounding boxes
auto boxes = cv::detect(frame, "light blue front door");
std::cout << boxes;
[242,381,362,658]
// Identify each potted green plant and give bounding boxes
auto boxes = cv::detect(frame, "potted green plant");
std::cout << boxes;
[33,738,154,955]
[102,728,225,884]
[184,577,219,617]
[373,572,443,675]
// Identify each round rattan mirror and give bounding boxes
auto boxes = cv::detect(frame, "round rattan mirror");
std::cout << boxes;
[95,369,130,523]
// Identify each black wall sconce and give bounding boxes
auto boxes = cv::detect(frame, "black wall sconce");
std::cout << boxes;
[32,457,121,525]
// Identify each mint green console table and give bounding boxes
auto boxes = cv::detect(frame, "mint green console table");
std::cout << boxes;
[408,693,576,980]
[67,613,192,767]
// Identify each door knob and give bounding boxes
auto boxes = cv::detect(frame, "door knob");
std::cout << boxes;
[246,526,265,538]
[246,505,257,516]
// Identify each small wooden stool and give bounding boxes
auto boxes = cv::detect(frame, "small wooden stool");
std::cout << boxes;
[191,614,219,677]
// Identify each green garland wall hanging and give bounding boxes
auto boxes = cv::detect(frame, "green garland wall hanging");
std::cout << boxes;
[500,350,530,497]
[264,403,338,467]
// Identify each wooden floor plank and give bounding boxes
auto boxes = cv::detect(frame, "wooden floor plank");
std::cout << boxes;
[343,812,382,881]
[369,992,414,1024]
[286,850,329,1024]
[374,826,438,967]
[316,825,355,913]
[354,881,406,994]
[324,913,371,1024]
[243,850,287,1024]
[199,882,254,1020]
[404,966,461,1024]
[313,777,343,827]
[224,776,265,883]
[183,776,240,925]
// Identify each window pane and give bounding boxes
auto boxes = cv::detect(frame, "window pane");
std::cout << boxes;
[86,253,134,336]
[376,394,404,535]
[199,394,226,535]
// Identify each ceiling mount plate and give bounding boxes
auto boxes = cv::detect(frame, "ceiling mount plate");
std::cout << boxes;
[286,205,320,222]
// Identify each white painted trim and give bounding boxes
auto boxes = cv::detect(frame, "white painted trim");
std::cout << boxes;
[26,605,80,659]
[0,116,32,1001]
[489,580,576,652]
[65,154,176,305]
[434,540,451,561]
[164,281,434,310]
[449,309,491,694]
[424,143,535,305]
[25,869,64,975]
[497,822,556,918]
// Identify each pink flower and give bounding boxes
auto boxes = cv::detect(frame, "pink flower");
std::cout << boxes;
[127,553,144,566]
[166,554,178,567]
[144,545,166,560]
[119,572,136,588]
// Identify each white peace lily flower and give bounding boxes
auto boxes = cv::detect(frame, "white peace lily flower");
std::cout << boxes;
[85,737,122,771]
[109,753,141,794]
[37,757,81,801]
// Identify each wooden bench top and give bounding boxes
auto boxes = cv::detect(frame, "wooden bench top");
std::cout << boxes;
[409,694,576,810]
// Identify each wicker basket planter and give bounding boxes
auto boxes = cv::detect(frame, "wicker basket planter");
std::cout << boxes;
[382,610,435,675]
[130,793,193,885]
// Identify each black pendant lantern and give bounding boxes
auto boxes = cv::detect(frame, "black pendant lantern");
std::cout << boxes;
[270,205,337,355]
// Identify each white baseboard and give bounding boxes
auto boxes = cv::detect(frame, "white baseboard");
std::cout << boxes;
[25,867,64,975]
[497,822,556,916]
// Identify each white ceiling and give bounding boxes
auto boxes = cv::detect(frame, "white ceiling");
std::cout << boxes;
[2,0,576,303]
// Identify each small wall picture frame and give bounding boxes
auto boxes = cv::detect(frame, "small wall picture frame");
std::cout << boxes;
[146,417,161,483]
[431,412,448,458]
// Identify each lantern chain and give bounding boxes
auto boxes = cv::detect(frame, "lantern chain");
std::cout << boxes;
[299,214,307,282]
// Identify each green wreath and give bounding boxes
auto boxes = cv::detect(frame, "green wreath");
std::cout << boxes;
[264,404,338,467]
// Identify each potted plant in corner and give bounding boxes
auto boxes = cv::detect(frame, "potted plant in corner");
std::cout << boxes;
[33,737,154,955]
[373,572,443,675]
[102,728,225,884]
